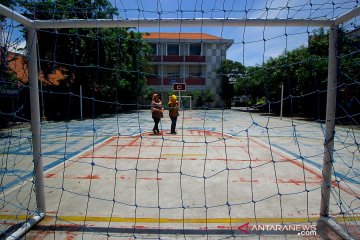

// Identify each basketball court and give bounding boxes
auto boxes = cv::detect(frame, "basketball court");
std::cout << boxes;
[1,110,359,239]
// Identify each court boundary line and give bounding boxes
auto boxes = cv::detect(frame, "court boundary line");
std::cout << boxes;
[1,214,360,224]
[1,136,109,195]
[249,137,360,198]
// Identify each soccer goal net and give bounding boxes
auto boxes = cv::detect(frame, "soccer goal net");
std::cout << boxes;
[1,1,359,239]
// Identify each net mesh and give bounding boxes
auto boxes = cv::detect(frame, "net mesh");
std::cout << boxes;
[0,0,359,239]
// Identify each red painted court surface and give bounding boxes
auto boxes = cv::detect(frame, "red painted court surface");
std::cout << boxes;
[1,109,359,239]
[16,127,359,239]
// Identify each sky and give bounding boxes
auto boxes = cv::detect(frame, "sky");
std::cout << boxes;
[109,0,311,66]
[107,0,359,66]
[2,0,359,66]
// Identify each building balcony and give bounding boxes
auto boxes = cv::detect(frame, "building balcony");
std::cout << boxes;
[163,77,183,85]
[146,77,183,85]
[148,55,206,63]
[146,77,161,85]
[185,56,206,62]
[185,77,205,85]
[162,56,183,62]
[146,77,205,86]
[148,56,162,62]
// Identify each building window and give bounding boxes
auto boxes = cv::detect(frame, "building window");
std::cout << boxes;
[149,65,158,75]
[189,65,202,77]
[189,44,201,55]
[145,65,158,78]
[167,66,180,78]
[167,44,179,56]
[150,43,157,55]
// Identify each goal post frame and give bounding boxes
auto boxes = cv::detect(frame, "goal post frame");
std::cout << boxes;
[1,3,360,239]
[27,27,46,214]
[1,4,360,29]
[320,24,338,219]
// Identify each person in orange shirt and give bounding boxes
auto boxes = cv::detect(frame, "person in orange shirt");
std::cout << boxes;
[168,95,179,134]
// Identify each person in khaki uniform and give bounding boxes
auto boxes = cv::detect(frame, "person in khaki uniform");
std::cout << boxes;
[168,95,179,134]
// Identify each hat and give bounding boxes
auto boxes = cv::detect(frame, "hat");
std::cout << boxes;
[152,93,159,101]
[170,95,177,101]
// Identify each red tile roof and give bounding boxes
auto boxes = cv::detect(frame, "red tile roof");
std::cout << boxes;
[7,52,28,82]
[143,32,222,40]
[7,52,65,86]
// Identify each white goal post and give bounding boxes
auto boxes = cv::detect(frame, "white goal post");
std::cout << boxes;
[2,4,360,29]
[179,96,192,110]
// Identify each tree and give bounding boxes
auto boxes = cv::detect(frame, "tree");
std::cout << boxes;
[235,30,329,115]
[19,0,151,117]
[217,59,246,108]
[308,28,328,57]
[0,1,17,22]
[191,89,215,108]
[1,1,23,128]
[237,27,359,118]
[1,0,20,90]
[234,65,266,106]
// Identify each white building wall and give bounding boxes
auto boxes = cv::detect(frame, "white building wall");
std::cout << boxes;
[204,43,225,106]
[147,40,230,107]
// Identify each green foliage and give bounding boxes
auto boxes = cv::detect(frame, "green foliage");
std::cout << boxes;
[142,86,155,104]
[338,29,360,85]
[203,89,215,103]
[0,0,17,21]
[255,96,266,105]
[308,28,328,57]
[20,0,117,20]
[234,65,266,101]
[229,27,359,118]
[191,90,203,107]
[243,46,328,116]
[1,1,20,88]
[217,59,246,107]
[19,0,151,105]
[191,89,214,108]
[217,59,246,79]
[0,47,21,92]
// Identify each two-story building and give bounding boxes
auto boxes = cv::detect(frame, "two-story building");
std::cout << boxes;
[143,32,233,107]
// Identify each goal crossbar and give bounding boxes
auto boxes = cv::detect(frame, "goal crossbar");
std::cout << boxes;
[1,4,360,29]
